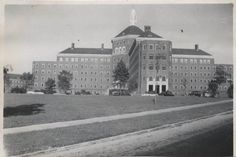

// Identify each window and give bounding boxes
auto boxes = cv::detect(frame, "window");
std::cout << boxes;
[42,64,45,68]
[71,58,74,62]
[207,60,210,64]
[143,44,147,50]
[75,58,78,62]
[190,59,193,63]
[162,76,166,81]
[59,57,63,62]
[149,64,154,70]
[162,66,166,70]
[194,59,197,64]
[47,70,51,74]
[65,58,69,62]
[180,59,183,63]
[184,59,188,63]
[149,44,154,50]
[81,58,84,62]
[149,77,153,81]
[41,70,45,74]
[162,45,166,50]
[149,55,154,59]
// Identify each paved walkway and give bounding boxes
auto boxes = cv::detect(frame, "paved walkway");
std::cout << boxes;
[4,99,232,135]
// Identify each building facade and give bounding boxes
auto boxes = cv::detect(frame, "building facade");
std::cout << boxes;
[32,10,233,95]
[4,74,26,93]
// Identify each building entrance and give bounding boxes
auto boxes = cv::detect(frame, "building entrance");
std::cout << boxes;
[162,85,166,92]
[155,85,160,94]
[148,85,153,92]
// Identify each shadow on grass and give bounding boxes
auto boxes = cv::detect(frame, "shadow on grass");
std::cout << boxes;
[4,104,45,117]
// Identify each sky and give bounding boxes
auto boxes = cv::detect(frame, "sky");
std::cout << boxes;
[4,4,233,74]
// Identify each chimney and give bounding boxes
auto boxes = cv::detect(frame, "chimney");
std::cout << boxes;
[144,26,151,32]
[101,43,104,49]
[71,43,75,49]
[195,44,199,51]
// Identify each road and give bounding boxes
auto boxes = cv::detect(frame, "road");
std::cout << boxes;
[136,120,233,156]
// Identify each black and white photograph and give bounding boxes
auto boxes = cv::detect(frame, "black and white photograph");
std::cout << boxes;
[1,1,234,157]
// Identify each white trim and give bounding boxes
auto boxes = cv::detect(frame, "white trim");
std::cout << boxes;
[136,37,170,42]
[111,35,140,41]
[57,54,112,57]
[172,54,214,59]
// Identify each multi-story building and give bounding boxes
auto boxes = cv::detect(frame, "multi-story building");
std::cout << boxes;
[171,45,215,95]
[128,25,172,94]
[5,73,26,93]
[32,10,233,95]
[33,44,112,95]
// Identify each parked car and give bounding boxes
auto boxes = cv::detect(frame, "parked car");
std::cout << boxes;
[188,91,202,97]
[202,90,219,98]
[159,91,174,96]
[110,89,131,96]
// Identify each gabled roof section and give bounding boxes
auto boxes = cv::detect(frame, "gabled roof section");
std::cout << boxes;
[115,25,144,38]
[59,48,112,55]
[172,48,212,56]
[139,31,162,38]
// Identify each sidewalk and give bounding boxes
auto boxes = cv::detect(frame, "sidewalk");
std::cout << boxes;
[4,99,232,135]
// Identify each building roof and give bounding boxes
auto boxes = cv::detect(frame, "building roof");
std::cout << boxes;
[139,31,162,38]
[172,48,212,56]
[59,48,112,55]
[115,25,144,37]
[7,73,22,79]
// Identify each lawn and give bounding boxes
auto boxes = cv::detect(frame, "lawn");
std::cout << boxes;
[4,94,231,128]
[4,102,233,156]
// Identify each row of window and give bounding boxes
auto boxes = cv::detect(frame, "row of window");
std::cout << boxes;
[173,78,211,83]
[35,70,110,76]
[143,44,170,51]
[172,65,214,71]
[35,63,110,69]
[172,58,211,64]
[114,47,126,54]
[173,72,213,77]
[143,54,167,60]
[144,65,167,71]
[10,80,24,84]
[58,57,111,63]
[173,85,208,90]
[34,83,109,89]
[145,76,166,82]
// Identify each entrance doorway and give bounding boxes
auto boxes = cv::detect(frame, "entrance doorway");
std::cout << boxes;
[155,85,160,94]
[162,85,166,92]
[148,85,153,92]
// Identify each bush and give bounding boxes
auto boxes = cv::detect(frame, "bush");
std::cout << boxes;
[11,87,27,93]
[81,89,91,95]
[227,84,233,98]
[75,91,81,95]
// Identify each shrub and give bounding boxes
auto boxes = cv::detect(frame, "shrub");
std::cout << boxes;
[11,87,26,93]
[227,84,233,98]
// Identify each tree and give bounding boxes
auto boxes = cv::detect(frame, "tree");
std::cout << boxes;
[45,78,56,94]
[57,70,73,93]
[21,72,34,91]
[227,84,233,98]
[208,80,219,97]
[208,65,228,97]
[214,65,229,84]
[112,60,129,90]
[3,65,13,93]
[181,78,188,95]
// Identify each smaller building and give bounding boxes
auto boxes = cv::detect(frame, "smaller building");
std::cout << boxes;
[4,73,25,93]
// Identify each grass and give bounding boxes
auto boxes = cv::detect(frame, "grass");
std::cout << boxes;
[4,94,231,128]
[4,102,233,156]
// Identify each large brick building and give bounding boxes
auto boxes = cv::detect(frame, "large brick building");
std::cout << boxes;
[32,10,233,95]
